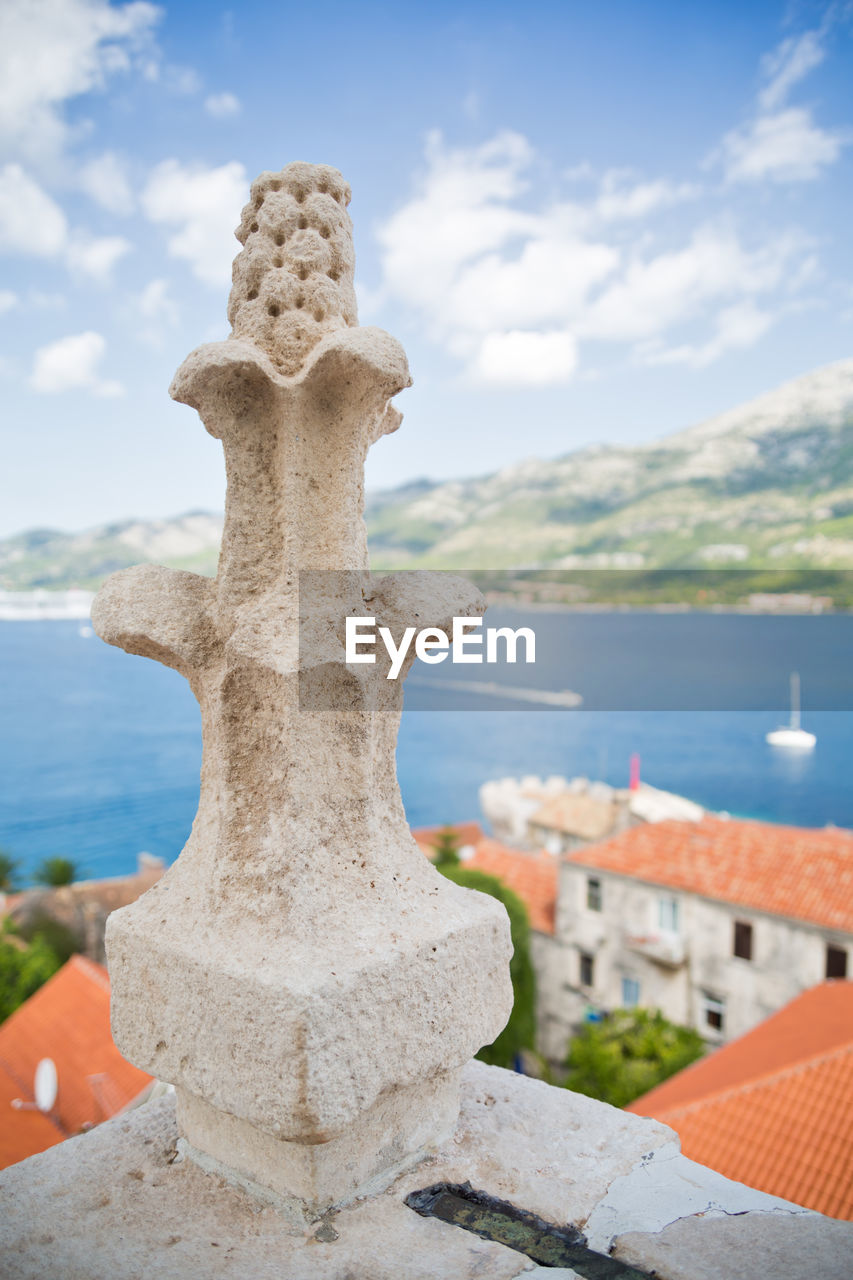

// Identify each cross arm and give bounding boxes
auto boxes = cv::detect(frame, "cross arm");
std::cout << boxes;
[92,564,218,677]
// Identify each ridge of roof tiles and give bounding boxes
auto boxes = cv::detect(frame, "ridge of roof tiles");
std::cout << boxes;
[628,980,853,1114]
[566,817,853,933]
[627,981,853,1220]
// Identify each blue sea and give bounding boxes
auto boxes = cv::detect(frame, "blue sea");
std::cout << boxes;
[1,614,852,884]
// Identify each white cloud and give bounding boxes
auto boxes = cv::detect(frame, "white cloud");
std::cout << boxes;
[379,130,540,315]
[29,290,68,309]
[204,91,241,119]
[641,302,776,368]
[447,224,618,337]
[578,224,800,343]
[66,231,132,280]
[0,163,131,279]
[0,290,18,314]
[79,151,134,213]
[378,132,803,382]
[594,172,699,221]
[135,276,178,344]
[161,64,201,95]
[378,132,610,385]
[30,329,123,395]
[759,29,826,112]
[471,329,578,386]
[0,0,162,161]
[721,107,846,183]
[462,89,481,123]
[141,158,247,286]
[715,24,847,184]
[0,163,68,255]
[139,277,177,323]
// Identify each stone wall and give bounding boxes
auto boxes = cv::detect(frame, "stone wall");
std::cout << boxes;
[552,861,852,1046]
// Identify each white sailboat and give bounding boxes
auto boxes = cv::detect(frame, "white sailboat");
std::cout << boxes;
[766,672,816,750]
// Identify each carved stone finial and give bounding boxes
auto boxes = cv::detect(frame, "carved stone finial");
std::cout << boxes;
[228,162,358,375]
[91,162,512,1218]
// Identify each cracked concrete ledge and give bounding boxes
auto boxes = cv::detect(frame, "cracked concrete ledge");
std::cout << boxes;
[0,1060,849,1280]
[583,1139,814,1253]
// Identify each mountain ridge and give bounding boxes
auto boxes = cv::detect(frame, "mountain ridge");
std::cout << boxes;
[3,357,853,589]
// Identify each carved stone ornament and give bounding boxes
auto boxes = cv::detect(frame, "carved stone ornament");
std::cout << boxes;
[92,162,513,1215]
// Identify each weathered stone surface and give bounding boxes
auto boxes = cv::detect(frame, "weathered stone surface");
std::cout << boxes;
[90,162,513,1210]
[613,1212,853,1280]
[228,162,358,377]
[2,1063,848,1280]
[584,1143,812,1255]
[175,1068,462,1211]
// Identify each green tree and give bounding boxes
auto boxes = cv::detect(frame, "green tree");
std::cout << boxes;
[436,864,536,1069]
[563,1008,705,1108]
[33,856,81,887]
[0,930,63,1023]
[431,826,461,868]
[0,850,19,893]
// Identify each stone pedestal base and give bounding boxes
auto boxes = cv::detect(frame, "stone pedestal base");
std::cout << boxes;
[175,1068,462,1215]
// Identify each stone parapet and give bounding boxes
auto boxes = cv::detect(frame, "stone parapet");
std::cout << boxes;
[0,1063,848,1279]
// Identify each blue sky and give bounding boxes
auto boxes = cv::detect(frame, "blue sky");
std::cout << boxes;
[1,0,852,537]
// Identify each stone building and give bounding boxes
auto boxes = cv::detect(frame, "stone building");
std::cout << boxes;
[537,816,853,1060]
[481,773,703,854]
[3,853,165,965]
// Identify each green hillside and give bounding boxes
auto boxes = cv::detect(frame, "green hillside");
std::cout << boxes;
[2,357,852,595]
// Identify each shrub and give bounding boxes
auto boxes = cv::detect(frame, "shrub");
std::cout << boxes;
[437,864,536,1069]
[0,928,62,1023]
[431,826,461,868]
[33,857,81,887]
[0,851,19,893]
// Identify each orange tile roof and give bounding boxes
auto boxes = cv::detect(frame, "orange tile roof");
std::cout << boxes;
[0,955,153,1170]
[465,838,558,936]
[627,981,853,1219]
[567,817,853,933]
[412,822,485,856]
[0,1061,64,1170]
[412,826,558,935]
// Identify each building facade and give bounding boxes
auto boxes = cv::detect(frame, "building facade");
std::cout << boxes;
[537,818,853,1061]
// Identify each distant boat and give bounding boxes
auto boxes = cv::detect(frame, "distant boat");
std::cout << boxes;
[766,672,816,750]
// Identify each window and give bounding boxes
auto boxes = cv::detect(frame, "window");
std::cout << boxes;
[658,895,680,933]
[621,976,640,1007]
[733,921,753,961]
[701,992,725,1033]
[579,952,594,987]
[826,944,848,979]
[586,876,602,912]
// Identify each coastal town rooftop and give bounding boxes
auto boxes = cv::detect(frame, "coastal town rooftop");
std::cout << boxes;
[627,980,853,1220]
[565,816,853,933]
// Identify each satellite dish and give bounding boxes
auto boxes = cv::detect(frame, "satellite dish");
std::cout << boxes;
[34,1058,58,1112]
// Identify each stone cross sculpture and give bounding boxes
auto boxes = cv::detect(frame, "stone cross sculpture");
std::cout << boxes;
[92,162,512,1216]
